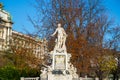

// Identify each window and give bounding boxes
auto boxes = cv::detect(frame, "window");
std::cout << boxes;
[0,29,3,38]
[0,42,2,48]
[0,19,5,25]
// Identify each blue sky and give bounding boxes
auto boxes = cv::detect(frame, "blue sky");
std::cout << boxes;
[1,0,120,33]
[0,0,36,33]
[104,0,120,23]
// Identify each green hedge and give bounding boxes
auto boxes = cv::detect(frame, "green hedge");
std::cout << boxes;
[0,65,19,80]
[0,65,40,80]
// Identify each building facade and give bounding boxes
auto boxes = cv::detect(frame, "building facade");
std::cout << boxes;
[0,4,12,50]
[0,4,47,58]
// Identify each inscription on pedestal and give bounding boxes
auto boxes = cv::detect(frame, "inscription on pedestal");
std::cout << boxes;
[54,55,66,70]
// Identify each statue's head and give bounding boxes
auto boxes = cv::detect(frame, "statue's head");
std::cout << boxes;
[58,23,61,27]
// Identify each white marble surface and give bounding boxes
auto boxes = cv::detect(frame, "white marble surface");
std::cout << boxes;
[51,23,67,51]
[40,23,78,80]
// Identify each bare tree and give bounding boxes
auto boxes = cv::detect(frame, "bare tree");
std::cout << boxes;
[28,0,120,79]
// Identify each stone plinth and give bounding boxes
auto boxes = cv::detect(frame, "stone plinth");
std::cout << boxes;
[40,50,78,80]
[48,74,72,80]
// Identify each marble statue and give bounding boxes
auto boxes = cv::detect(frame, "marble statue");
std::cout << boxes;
[41,68,47,74]
[40,68,47,79]
[40,23,79,80]
[47,66,52,72]
[51,23,67,50]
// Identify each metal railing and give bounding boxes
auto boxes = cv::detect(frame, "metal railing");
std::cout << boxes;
[20,77,39,80]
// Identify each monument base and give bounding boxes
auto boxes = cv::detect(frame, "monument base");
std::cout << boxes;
[47,71,73,80]
[40,50,79,80]
[41,71,74,80]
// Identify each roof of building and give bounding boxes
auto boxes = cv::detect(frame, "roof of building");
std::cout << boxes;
[0,3,13,24]
[12,30,43,43]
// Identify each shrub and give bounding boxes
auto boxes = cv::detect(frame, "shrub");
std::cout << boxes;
[0,65,40,80]
[0,65,20,80]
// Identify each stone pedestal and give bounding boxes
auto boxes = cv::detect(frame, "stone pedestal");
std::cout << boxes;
[52,50,68,70]
[40,49,78,80]
[47,74,72,80]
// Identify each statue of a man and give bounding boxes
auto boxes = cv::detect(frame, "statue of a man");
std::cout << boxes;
[51,23,67,50]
